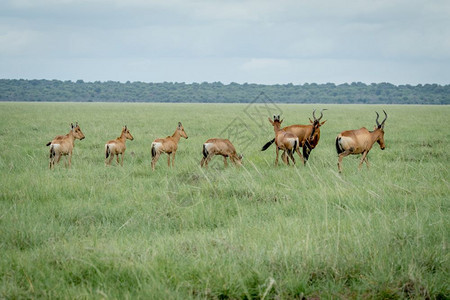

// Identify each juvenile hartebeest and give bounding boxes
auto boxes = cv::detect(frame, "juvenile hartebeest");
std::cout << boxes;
[200,138,243,168]
[267,115,301,166]
[46,122,85,169]
[105,126,134,166]
[151,122,188,171]
[261,109,327,163]
[336,111,387,173]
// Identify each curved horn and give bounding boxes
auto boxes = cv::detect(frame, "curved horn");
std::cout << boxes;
[318,109,327,121]
[312,109,317,121]
[381,110,388,126]
[375,112,380,127]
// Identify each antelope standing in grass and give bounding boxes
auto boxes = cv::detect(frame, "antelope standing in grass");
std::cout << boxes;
[46,122,85,169]
[267,115,301,166]
[105,126,134,166]
[261,109,327,163]
[336,111,387,173]
[151,122,188,171]
[200,138,243,168]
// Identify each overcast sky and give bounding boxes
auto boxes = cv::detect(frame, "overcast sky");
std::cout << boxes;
[1,0,449,84]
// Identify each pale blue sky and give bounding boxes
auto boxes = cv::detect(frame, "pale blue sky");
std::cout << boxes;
[1,0,449,84]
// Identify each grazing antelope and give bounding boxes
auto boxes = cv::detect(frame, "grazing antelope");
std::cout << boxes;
[336,111,387,173]
[261,109,327,163]
[151,122,188,171]
[105,126,134,166]
[200,138,243,168]
[46,122,85,169]
[267,115,301,166]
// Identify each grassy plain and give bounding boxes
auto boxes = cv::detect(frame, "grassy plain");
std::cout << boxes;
[0,102,449,299]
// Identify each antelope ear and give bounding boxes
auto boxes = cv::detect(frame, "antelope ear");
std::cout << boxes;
[76,122,78,127]
[309,118,314,124]
[280,119,284,124]
[320,120,327,125]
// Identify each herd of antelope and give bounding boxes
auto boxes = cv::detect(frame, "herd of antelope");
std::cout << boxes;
[46,110,387,173]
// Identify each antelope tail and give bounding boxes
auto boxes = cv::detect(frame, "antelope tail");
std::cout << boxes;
[151,144,156,158]
[292,139,298,155]
[49,145,55,159]
[202,144,208,158]
[336,137,344,155]
[106,145,110,159]
[46,142,51,146]
[261,138,275,151]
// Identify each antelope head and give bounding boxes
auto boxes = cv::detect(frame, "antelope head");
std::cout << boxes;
[71,122,85,140]
[268,115,283,129]
[123,125,134,140]
[374,110,387,150]
[236,154,244,166]
[306,109,327,149]
[309,109,327,127]
[177,122,188,139]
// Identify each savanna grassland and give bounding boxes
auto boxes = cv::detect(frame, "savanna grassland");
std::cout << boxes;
[0,102,448,299]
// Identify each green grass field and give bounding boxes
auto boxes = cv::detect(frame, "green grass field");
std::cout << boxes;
[1,102,449,299]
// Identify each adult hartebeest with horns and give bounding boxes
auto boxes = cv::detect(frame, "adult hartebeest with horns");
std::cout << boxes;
[261,109,327,163]
[105,126,134,166]
[336,111,387,173]
[151,122,188,171]
[46,122,85,169]
[267,115,301,166]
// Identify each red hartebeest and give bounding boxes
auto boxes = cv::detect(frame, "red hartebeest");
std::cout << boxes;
[46,122,85,169]
[105,126,134,166]
[261,109,327,163]
[268,115,301,166]
[336,111,387,173]
[151,122,188,170]
[200,138,243,168]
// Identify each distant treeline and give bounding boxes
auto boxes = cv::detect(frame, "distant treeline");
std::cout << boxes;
[0,79,448,104]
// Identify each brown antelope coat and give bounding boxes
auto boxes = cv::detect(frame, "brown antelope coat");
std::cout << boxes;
[46,122,85,169]
[268,115,301,166]
[151,122,188,170]
[105,126,134,166]
[336,111,387,172]
[261,109,327,163]
[200,138,243,168]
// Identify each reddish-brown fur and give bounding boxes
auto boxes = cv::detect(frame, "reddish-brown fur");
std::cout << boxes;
[262,110,327,163]
[105,126,134,166]
[200,138,243,168]
[151,122,188,171]
[336,111,387,173]
[268,115,301,166]
[46,123,85,169]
